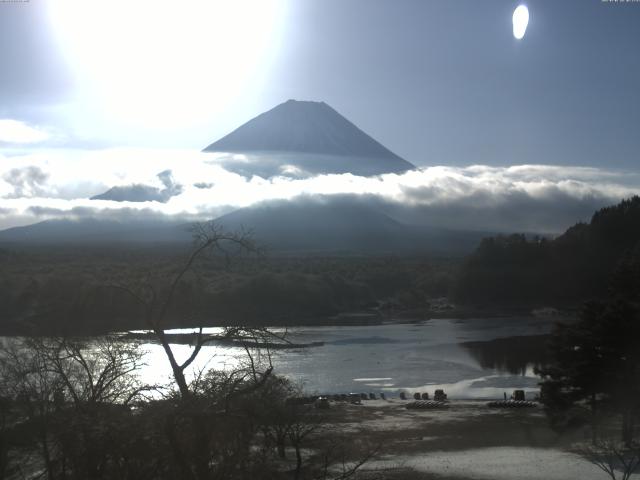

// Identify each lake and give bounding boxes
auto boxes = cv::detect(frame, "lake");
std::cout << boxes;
[138,315,559,400]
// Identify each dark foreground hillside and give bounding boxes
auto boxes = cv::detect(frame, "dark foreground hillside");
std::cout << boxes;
[454,196,640,307]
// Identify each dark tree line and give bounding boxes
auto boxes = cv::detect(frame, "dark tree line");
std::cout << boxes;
[455,196,640,307]
[538,300,640,444]
[453,197,640,477]
[537,246,640,479]
[0,244,455,335]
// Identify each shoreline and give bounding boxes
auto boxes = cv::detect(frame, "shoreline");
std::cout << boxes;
[316,398,624,479]
[0,302,578,337]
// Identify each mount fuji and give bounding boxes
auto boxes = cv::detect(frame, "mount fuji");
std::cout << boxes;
[0,101,490,254]
[203,99,415,178]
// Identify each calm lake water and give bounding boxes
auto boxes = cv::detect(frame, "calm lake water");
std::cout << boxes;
[138,316,558,400]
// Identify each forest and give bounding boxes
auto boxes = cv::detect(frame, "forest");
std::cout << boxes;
[0,247,455,335]
[2,196,640,335]
[454,196,640,306]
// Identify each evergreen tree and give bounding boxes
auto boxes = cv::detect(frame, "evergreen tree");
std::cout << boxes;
[538,300,640,445]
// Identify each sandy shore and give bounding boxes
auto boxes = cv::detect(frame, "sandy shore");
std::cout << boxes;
[320,398,638,479]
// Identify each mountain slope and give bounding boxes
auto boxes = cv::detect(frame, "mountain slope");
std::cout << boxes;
[203,100,415,177]
[90,185,171,202]
[0,218,191,244]
[0,199,487,255]
[214,198,485,255]
[215,199,402,253]
[91,170,182,203]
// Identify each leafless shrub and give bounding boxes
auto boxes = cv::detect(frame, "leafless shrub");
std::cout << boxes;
[576,437,640,480]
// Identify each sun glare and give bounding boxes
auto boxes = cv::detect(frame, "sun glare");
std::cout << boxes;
[512,5,529,40]
[47,0,284,130]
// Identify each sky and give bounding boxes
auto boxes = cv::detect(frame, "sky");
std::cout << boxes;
[1,0,639,232]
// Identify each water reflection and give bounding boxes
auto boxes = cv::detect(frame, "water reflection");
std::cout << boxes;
[460,335,551,375]
[138,343,243,387]
[133,317,556,399]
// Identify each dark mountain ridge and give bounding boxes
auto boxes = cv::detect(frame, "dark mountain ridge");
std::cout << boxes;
[0,218,191,245]
[0,199,488,256]
[214,199,485,255]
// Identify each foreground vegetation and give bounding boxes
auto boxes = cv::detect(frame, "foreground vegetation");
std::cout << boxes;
[0,334,380,480]
[0,224,380,480]
[2,330,637,480]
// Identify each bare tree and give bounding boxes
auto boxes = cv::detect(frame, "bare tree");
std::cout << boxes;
[110,221,275,398]
[0,221,383,480]
[107,222,301,480]
[1,337,65,479]
[0,335,145,479]
[577,437,640,480]
[31,336,144,408]
[314,438,381,480]
[289,410,324,480]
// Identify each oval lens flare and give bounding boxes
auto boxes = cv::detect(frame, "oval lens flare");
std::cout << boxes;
[512,5,529,40]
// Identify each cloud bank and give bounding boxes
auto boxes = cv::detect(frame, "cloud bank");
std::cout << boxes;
[0,148,638,233]
[0,119,51,144]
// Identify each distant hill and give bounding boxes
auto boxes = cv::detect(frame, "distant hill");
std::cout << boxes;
[90,185,173,203]
[454,196,640,306]
[203,99,416,177]
[0,218,191,245]
[215,199,405,254]
[0,198,487,255]
[214,198,486,255]
[90,170,182,203]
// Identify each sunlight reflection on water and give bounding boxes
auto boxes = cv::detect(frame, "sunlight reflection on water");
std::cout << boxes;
[133,317,557,399]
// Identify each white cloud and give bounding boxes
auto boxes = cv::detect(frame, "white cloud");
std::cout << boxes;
[0,119,51,144]
[0,147,638,232]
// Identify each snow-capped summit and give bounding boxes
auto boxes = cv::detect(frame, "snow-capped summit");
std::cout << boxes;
[203,100,415,177]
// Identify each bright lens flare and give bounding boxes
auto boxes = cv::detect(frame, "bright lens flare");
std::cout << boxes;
[512,5,529,40]
[47,0,283,130]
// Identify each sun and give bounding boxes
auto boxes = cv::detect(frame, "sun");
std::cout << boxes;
[512,5,529,40]
[46,0,285,130]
